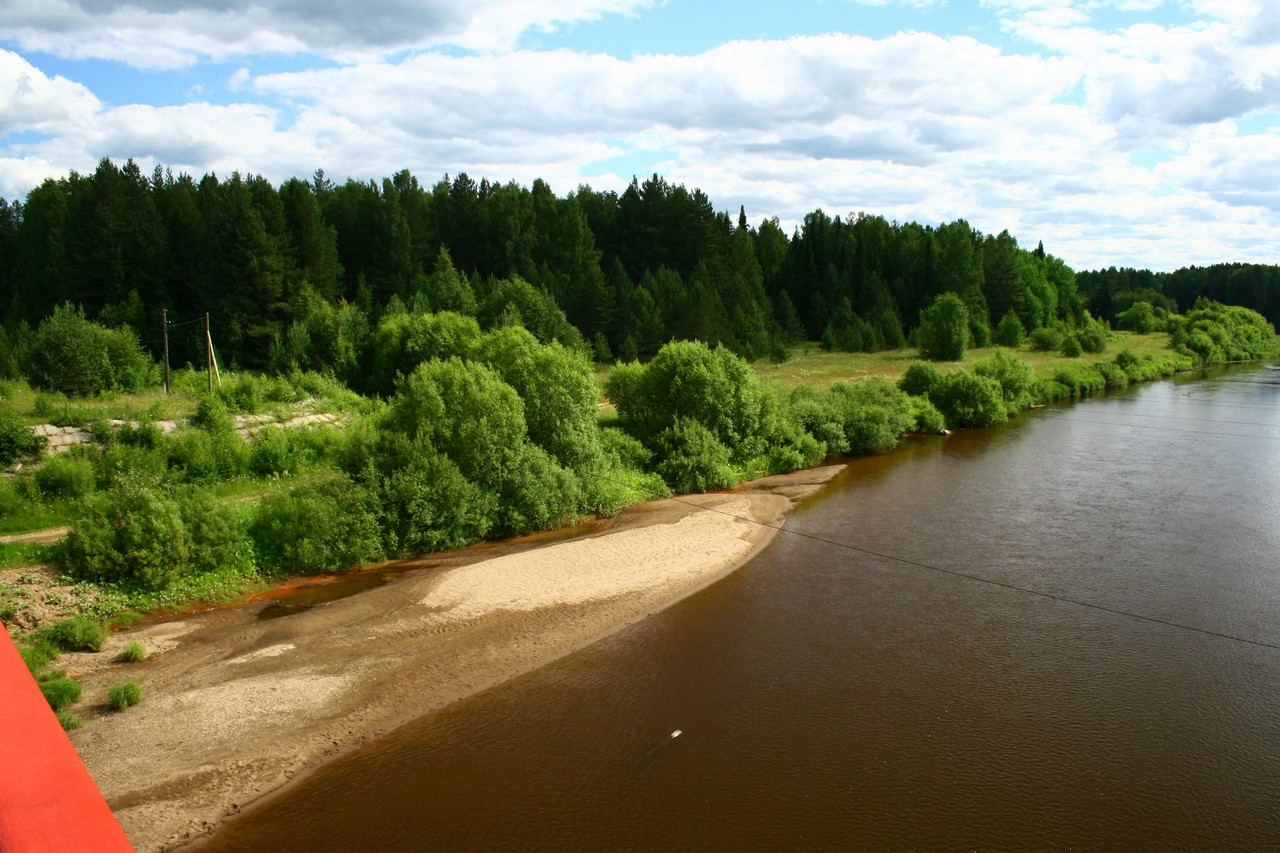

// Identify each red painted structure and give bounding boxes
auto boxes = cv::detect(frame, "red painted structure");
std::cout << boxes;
[0,627,134,852]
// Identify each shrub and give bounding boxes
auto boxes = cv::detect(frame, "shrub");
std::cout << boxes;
[120,641,147,663]
[1078,318,1108,354]
[41,677,83,711]
[62,480,194,590]
[1028,326,1063,352]
[908,396,946,434]
[928,370,1008,428]
[374,435,493,555]
[176,488,256,576]
[33,454,96,501]
[994,309,1026,348]
[606,341,765,457]
[974,350,1036,409]
[107,681,143,711]
[897,361,942,398]
[250,474,384,575]
[1115,301,1159,333]
[1059,333,1083,357]
[495,444,584,535]
[0,413,42,466]
[656,418,738,493]
[828,379,915,455]
[26,304,153,396]
[42,615,108,652]
[1052,365,1107,398]
[917,293,970,362]
[249,427,294,477]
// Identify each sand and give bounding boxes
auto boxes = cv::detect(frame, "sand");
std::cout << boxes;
[60,466,843,852]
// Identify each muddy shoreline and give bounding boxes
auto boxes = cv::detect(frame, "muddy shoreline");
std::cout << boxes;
[61,466,842,852]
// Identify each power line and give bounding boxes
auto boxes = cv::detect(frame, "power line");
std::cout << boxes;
[652,490,1280,654]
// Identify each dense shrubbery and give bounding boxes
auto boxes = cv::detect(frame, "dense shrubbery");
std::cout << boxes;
[26,305,154,397]
[0,412,42,466]
[1169,298,1280,366]
[250,475,384,575]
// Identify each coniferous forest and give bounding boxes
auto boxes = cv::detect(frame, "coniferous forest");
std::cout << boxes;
[3,158,1278,381]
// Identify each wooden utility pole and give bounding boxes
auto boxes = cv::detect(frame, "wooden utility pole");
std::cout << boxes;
[161,308,171,396]
[205,313,221,391]
[205,313,213,393]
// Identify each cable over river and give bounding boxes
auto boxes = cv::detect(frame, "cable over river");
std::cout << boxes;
[198,364,1280,852]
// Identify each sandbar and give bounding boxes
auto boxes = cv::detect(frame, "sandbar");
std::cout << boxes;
[61,465,843,851]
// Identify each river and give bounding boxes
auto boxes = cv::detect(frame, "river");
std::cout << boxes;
[200,364,1280,852]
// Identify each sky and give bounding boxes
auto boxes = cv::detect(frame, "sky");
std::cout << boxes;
[2,0,1278,272]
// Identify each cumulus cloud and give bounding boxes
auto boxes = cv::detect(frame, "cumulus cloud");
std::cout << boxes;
[0,0,657,67]
[2,4,1280,269]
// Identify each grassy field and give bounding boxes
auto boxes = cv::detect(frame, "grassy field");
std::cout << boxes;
[595,331,1175,406]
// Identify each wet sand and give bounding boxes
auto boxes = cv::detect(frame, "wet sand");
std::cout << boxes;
[62,466,842,851]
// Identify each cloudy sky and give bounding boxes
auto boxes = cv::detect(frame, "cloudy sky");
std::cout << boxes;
[2,0,1278,271]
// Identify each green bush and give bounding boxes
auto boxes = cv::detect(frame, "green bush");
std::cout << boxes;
[1116,301,1159,333]
[495,444,584,535]
[57,710,83,730]
[1052,365,1107,398]
[928,370,1008,428]
[176,488,256,576]
[41,677,83,711]
[974,350,1036,409]
[1078,318,1108,354]
[41,615,108,651]
[0,413,42,466]
[249,427,294,477]
[908,396,946,434]
[656,418,738,493]
[994,310,1026,348]
[917,293,969,362]
[1059,333,1083,357]
[26,304,153,397]
[62,480,194,589]
[107,681,143,711]
[374,434,493,555]
[897,361,943,398]
[250,474,384,575]
[828,379,915,455]
[33,454,96,501]
[1028,326,1063,352]
[606,341,765,459]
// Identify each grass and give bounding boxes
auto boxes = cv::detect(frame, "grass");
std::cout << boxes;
[107,681,143,711]
[120,641,147,663]
[39,615,108,652]
[750,332,1176,392]
[57,710,83,730]
[40,676,83,711]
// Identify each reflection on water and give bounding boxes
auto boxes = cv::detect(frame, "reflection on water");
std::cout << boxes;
[201,365,1280,852]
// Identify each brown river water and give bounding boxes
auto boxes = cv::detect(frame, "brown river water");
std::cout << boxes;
[200,365,1280,852]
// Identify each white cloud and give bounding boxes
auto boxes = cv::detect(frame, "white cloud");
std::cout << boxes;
[2,6,1280,269]
[0,0,659,68]
[0,49,100,135]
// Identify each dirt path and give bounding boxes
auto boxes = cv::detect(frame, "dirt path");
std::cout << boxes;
[57,466,843,852]
[0,527,69,546]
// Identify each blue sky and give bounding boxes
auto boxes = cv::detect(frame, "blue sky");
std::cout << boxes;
[2,0,1279,271]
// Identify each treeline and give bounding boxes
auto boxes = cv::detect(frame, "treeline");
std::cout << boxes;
[1078,263,1280,330]
[1,159,1094,375]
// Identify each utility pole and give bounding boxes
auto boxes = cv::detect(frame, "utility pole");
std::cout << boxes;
[205,312,213,393]
[161,308,171,396]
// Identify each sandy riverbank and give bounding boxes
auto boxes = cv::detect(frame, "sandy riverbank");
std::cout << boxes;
[60,465,843,852]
